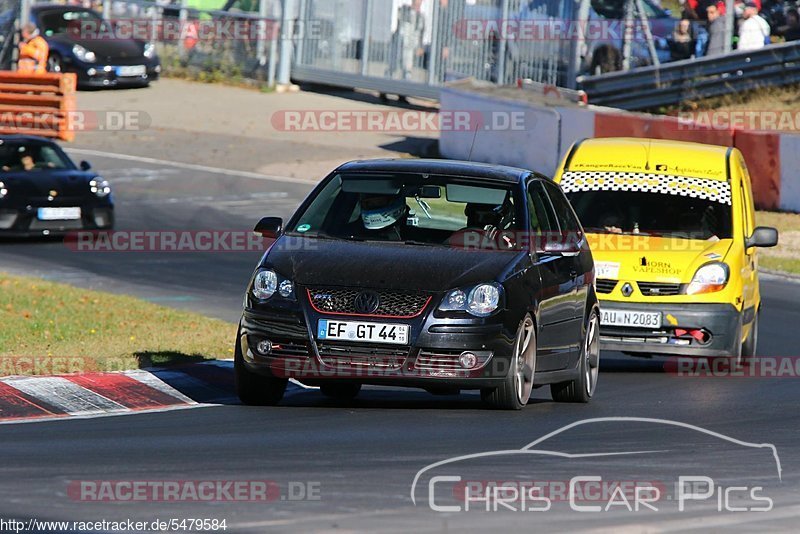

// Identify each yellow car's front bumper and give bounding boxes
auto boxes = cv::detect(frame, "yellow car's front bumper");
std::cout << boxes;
[598,300,747,357]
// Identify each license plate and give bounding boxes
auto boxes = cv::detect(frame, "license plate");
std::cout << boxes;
[601,309,662,328]
[37,207,81,220]
[116,65,146,77]
[317,319,409,345]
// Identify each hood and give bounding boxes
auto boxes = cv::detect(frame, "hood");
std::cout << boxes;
[265,236,527,292]
[587,234,733,283]
[2,170,96,199]
[51,34,145,60]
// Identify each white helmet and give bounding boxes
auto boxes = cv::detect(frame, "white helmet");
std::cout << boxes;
[361,196,407,230]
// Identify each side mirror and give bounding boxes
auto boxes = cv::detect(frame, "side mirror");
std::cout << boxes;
[541,240,582,257]
[79,161,91,171]
[254,216,283,239]
[746,226,778,248]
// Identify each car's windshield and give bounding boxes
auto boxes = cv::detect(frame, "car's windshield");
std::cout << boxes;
[0,143,74,172]
[288,173,523,249]
[566,190,732,240]
[38,9,105,36]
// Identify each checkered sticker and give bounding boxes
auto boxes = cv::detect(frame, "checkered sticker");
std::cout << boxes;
[560,171,732,205]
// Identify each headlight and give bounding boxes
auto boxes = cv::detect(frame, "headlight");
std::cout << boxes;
[89,178,111,197]
[252,269,278,300]
[0,181,6,198]
[143,42,156,59]
[73,44,96,63]
[439,283,502,317]
[686,263,729,295]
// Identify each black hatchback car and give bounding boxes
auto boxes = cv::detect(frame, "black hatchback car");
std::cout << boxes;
[31,5,161,88]
[237,159,599,410]
[0,136,113,236]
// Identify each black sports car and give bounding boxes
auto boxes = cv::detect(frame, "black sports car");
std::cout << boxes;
[0,136,114,236]
[31,5,160,88]
[237,159,599,410]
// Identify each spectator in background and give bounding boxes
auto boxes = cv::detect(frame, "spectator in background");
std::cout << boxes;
[705,4,728,55]
[669,19,696,61]
[783,9,800,41]
[388,0,426,80]
[682,0,727,20]
[17,23,49,74]
[737,0,770,50]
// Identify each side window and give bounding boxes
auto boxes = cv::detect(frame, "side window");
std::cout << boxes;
[543,181,582,235]
[527,181,556,233]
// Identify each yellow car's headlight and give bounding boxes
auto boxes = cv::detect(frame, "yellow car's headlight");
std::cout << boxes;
[686,262,729,295]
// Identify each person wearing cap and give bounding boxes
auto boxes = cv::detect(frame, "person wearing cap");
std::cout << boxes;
[737,0,770,51]
[18,22,49,74]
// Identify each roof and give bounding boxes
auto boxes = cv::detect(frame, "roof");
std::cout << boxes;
[0,135,58,144]
[566,137,731,181]
[335,159,531,184]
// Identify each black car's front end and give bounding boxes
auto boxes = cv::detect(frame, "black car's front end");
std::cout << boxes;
[0,137,114,237]
[239,241,527,391]
[0,171,114,237]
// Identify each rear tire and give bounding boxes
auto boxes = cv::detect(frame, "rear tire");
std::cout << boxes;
[482,315,536,410]
[551,308,600,403]
[234,332,287,406]
[320,382,361,400]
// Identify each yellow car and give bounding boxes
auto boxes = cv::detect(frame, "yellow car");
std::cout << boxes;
[553,138,778,365]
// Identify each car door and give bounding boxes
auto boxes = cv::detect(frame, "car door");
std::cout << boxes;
[541,180,587,356]
[737,159,758,323]
[527,179,577,371]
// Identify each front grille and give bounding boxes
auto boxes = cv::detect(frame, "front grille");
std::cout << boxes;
[636,282,682,296]
[596,279,618,294]
[415,351,464,371]
[307,287,431,318]
[269,339,310,359]
[317,342,409,370]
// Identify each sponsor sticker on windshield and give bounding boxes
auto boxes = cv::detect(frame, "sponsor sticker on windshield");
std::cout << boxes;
[560,172,732,205]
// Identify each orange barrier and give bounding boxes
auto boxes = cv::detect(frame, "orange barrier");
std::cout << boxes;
[594,112,735,147]
[0,72,77,142]
[734,130,781,210]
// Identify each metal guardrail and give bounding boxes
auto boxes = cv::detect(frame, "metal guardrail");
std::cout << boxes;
[578,40,800,110]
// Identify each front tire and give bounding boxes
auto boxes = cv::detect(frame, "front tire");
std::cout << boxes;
[482,315,536,410]
[234,332,287,406]
[551,308,600,403]
[741,311,758,365]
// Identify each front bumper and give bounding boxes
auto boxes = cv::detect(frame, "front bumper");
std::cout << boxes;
[239,302,517,390]
[598,300,741,357]
[65,59,161,88]
[0,204,114,237]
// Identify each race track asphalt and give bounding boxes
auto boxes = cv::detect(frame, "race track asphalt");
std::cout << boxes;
[1,152,799,532]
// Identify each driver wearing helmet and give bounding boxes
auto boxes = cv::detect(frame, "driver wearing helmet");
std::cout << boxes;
[358,194,409,240]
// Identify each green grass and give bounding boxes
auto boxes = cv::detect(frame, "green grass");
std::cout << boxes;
[756,210,800,275]
[0,274,236,376]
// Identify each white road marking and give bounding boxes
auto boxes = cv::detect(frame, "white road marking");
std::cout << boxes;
[124,369,197,404]
[65,148,316,184]
[4,376,127,415]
